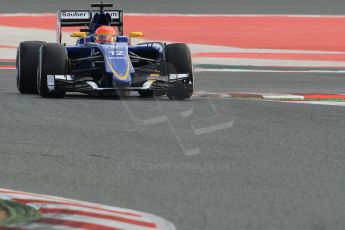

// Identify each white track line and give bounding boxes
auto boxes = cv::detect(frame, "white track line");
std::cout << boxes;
[282,101,345,106]
[193,57,345,68]
[262,94,305,100]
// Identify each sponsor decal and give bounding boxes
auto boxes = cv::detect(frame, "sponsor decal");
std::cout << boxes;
[92,11,120,19]
[60,10,119,20]
[107,11,120,19]
[169,74,189,80]
[60,11,90,19]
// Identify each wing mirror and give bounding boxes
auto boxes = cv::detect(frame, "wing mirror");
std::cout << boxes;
[129,32,144,45]
[129,32,144,38]
[70,32,87,38]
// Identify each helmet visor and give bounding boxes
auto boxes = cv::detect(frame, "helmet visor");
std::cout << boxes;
[96,34,114,43]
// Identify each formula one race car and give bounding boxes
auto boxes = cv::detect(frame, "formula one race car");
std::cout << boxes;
[16,2,193,100]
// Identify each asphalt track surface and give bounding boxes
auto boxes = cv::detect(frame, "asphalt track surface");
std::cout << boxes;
[1,0,345,15]
[2,1,345,230]
[197,71,345,94]
[1,69,345,230]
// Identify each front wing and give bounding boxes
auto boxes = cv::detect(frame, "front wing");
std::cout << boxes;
[47,74,191,95]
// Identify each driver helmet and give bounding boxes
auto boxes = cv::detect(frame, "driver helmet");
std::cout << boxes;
[95,26,116,44]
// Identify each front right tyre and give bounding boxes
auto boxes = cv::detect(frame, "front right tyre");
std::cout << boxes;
[37,43,68,98]
[16,41,46,94]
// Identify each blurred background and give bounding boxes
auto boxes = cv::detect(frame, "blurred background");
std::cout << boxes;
[1,0,345,14]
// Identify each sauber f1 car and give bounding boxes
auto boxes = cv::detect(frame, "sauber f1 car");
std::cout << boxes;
[16,2,193,100]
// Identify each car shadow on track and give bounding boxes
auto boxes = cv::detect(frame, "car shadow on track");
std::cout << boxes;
[62,94,173,101]
[7,92,197,102]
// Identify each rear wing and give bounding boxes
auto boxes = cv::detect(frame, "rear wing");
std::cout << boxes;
[56,10,123,43]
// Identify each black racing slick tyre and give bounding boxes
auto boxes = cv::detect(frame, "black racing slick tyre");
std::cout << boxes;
[165,43,194,100]
[16,41,46,94]
[37,43,68,98]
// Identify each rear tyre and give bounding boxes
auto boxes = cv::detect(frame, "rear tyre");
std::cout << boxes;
[37,43,68,98]
[16,41,46,94]
[165,43,194,100]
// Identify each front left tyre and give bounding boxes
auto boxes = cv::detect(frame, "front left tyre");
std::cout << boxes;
[37,43,68,98]
[16,41,46,94]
